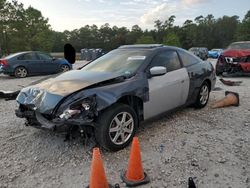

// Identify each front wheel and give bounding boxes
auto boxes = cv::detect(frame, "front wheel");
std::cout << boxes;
[60,64,70,72]
[95,103,138,151]
[194,82,210,108]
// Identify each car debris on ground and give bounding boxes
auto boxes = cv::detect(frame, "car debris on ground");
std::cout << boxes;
[219,78,242,86]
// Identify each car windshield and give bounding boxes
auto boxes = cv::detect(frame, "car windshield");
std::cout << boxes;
[227,42,250,49]
[82,49,150,76]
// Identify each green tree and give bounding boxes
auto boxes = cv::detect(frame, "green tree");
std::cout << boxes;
[214,15,239,48]
[0,0,53,53]
[236,10,250,41]
[136,35,155,44]
[163,32,181,47]
[126,25,143,44]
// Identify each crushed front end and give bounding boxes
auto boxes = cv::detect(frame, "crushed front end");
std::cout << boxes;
[216,49,250,76]
[15,87,98,133]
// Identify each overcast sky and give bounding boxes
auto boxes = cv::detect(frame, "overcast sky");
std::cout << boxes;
[18,0,250,31]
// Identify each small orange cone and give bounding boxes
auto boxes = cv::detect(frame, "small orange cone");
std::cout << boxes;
[87,148,113,188]
[212,91,239,108]
[121,137,150,187]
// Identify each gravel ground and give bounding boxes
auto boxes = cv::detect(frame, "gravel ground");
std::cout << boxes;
[0,59,249,188]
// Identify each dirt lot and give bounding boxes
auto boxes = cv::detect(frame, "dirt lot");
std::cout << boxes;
[0,59,249,188]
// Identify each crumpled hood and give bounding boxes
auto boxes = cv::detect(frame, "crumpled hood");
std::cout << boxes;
[222,49,250,57]
[16,70,124,114]
[34,70,123,96]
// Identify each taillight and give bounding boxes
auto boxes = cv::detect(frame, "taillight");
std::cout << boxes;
[0,59,8,67]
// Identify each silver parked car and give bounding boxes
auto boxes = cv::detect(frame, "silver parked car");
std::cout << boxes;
[15,44,216,151]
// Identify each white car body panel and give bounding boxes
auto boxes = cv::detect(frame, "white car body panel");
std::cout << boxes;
[143,68,190,120]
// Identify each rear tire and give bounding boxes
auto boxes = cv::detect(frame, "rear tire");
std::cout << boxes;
[95,103,138,151]
[14,66,28,78]
[194,82,210,108]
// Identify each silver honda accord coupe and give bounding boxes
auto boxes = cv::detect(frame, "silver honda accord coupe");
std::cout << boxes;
[15,44,216,151]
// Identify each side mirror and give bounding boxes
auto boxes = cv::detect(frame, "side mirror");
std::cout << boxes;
[52,57,56,61]
[149,66,167,77]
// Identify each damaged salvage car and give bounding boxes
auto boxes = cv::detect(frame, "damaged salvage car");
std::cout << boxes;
[15,44,216,151]
[216,41,250,76]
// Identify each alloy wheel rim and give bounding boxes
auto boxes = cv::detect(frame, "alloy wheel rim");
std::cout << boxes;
[200,85,209,105]
[61,65,69,72]
[109,112,134,145]
[16,68,27,77]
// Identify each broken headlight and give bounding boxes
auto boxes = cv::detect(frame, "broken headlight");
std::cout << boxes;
[59,97,96,120]
[59,109,81,119]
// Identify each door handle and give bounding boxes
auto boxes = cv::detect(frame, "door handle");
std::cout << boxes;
[181,80,184,83]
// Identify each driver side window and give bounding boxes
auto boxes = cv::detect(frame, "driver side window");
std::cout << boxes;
[149,50,181,72]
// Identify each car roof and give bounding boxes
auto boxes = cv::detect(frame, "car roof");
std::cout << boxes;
[211,48,223,50]
[118,44,164,49]
[4,51,29,59]
[4,51,49,59]
[231,41,250,44]
[118,44,183,53]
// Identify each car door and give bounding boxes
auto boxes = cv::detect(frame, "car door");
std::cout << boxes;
[17,52,41,74]
[177,50,204,103]
[143,50,190,120]
[36,52,58,73]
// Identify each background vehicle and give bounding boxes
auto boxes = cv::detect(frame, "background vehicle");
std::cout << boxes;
[0,51,72,78]
[80,48,105,61]
[216,41,250,76]
[189,47,208,60]
[15,44,216,151]
[208,49,223,58]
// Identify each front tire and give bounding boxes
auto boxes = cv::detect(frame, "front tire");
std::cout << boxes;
[60,64,70,72]
[194,82,210,108]
[95,103,138,151]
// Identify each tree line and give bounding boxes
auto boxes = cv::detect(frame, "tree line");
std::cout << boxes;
[0,0,250,55]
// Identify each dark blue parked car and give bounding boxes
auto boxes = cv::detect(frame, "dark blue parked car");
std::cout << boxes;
[0,51,72,78]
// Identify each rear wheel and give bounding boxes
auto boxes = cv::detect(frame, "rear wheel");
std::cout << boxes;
[14,66,28,78]
[194,82,210,108]
[95,103,138,151]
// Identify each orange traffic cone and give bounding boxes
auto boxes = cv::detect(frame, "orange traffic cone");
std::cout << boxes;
[121,137,150,187]
[212,91,239,108]
[87,148,113,188]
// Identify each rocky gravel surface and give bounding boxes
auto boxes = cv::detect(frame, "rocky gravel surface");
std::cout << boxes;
[0,59,249,188]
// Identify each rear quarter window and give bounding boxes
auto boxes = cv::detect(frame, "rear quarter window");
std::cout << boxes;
[178,50,200,67]
[17,53,33,60]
